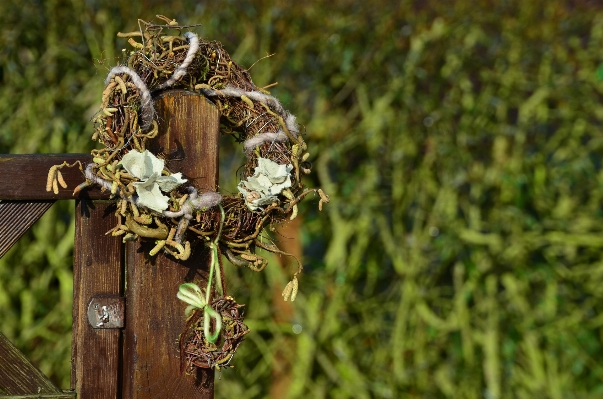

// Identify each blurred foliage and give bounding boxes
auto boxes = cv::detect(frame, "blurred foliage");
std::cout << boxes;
[2,0,603,398]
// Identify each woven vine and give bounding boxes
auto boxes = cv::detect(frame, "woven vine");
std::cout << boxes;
[45,16,328,371]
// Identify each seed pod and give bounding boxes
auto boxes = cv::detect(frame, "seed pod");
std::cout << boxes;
[290,277,299,302]
[130,203,140,217]
[281,188,294,200]
[149,240,166,256]
[114,75,128,97]
[317,189,330,203]
[290,204,298,221]
[128,37,144,49]
[46,166,57,192]
[56,171,67,189]
[122,233,138,242]
[168,241,185,255]
[179,241,191,260]
[111,180,118,196]
[102,107,118,116]
[240,95,254,109]
[282,281,293,301]
[133,214,153,225]
[120,199,127,216]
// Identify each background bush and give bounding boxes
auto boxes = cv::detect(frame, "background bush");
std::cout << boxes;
[2,1,603,398]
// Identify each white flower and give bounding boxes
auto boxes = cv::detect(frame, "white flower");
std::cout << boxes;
[120,150,187,212]
[238,157,293,211]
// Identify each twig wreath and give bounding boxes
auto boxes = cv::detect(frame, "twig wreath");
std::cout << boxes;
[46,16,329,372]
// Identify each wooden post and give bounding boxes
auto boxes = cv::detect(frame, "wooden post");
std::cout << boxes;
[121,91,219,398]
[72,200,124,399]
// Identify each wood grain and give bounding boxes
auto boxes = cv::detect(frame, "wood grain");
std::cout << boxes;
[122,91,219,399]
[0,332,62,395]
[0,394,76,399]
[0,200,54,259]
[72,200,124,399]
[0,154,109,200]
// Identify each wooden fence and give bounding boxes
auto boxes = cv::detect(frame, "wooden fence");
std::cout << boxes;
[0,90,218,398]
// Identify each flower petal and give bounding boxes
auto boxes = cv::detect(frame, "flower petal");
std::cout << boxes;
[120,150,146,179]
[156,172,187,192]
[243,176,265,193]
[238,157,295,211]
[256,158,292,183]
[120,150,165,181]
[147,151,165,177]
[250,195,277,209]
[268,176,292,195]
[133,175,170,212]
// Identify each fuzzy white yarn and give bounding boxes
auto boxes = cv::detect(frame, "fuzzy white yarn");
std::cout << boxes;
[201,85,300,153]
[157,32,200,90]
[105,66,155,130]
[243,131,289,153]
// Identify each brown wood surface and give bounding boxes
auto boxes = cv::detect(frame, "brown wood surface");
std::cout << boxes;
[72,200,124,399]
[0,394,76,398]
[0,332,62,395]
[0,200,54,259]
[122,91,219,398]
[0,154,109,200]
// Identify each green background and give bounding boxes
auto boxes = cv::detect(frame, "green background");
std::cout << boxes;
[2,0,603,398]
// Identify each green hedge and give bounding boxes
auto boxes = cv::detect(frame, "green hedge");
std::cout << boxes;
[1,1,603,397]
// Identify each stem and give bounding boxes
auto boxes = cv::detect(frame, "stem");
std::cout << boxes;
[204,204,226,303]
[212,204,225,295]
[205,249,214,305]
[213,243,223,296]
[215,204,225,243]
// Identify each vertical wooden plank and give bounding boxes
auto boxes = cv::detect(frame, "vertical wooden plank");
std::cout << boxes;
[122,91,219,399]
[72,200,123,399]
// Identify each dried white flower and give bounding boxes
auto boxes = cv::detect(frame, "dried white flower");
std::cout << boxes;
[120,150,187,212]
[238,157,293,211]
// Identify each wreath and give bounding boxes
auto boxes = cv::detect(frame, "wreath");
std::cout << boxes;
[46,16,329,371]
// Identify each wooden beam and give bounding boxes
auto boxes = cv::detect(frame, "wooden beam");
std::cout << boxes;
[72,200,124,399]
[122,91,218,398]
[0,200,54,259]
[0,154,110,200]
[0,332,63,395]
[1,393,76,399]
